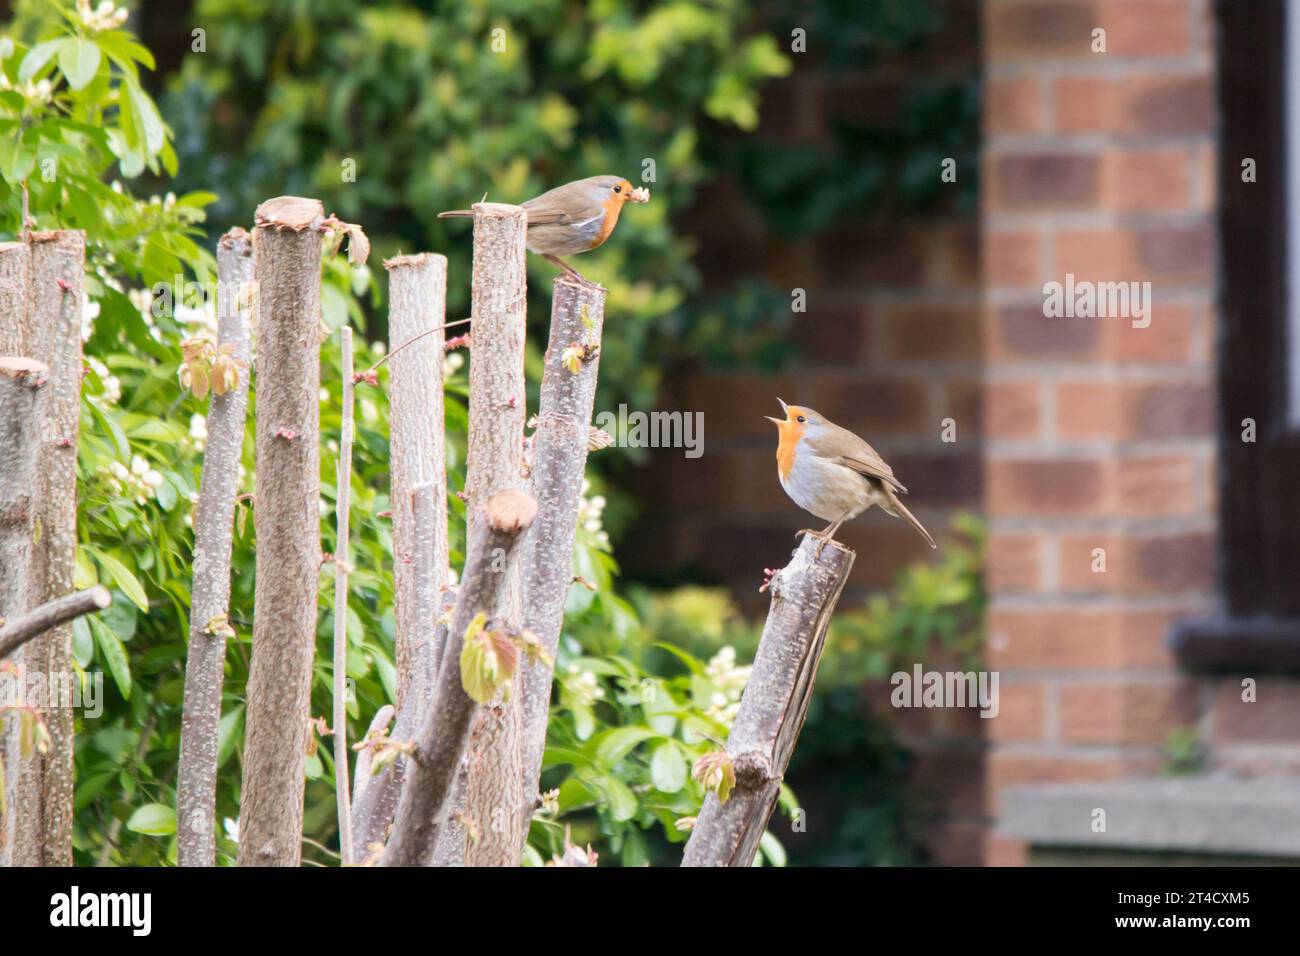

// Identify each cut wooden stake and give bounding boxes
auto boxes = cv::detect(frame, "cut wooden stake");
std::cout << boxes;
[0,587,111,662]
[349,481,448,856]
[680,537,855,867]
[0,242,31,354]
[515,275,607,857]
[382,491,536,867]
[384,252,449,712]
[455,203,529,867]
[13,231,85,867]
[334,326,356,865]
[237,196,325,867]
[177,228,254,867]
[0,356,45,868]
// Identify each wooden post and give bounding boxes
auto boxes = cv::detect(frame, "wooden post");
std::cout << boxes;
[237,197,324,866]
[444,203,530,866]
[177,228,255,867]
[384,253,449,713]
[0,242,30,354]
[517,277,607,834]
[681,538,855,867]
[350,481,448,859]
[15,230,85,867]
[383,491,536,867]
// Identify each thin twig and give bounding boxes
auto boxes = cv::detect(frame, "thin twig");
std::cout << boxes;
[0,587,110,662]
[362,317,471,377]
[334,326,356,865]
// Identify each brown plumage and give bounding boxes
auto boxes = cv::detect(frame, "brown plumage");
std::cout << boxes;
[438,175,649,283]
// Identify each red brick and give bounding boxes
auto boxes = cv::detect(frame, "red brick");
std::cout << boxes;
[984,229,1041,288]
[1058,532,1214,594]
[984,381,1042,440]
[1057,380,1213,440]
[987,458,1106,517]
[1102,302,1199,364]
[984,833,1029,867]
[883,303,982,360]
[1114,455,1198,517]
[1055,73,1213,135]
[814,377,930,436]
[988,2,1100,62]
[993,304,1102,360]
[987,533,1042,592]
[1214,679,1300,744]
[1101,147,1192,212]
[1055,223,1213,284]
[987,75,1047,134]
[1099,0,1192,57]
[987,606,1181,671]
[990,153,1100,210]
[1060,682,1197,744]
[988,682,1048,742]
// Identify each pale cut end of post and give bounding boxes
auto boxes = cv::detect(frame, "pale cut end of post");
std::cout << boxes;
[254,196,325,232]
[485,490,538,533]
[0,356,49,378]
[218,226,252,252]
[472,202,527,221]
[383,252,447,272]
[88,585,113,609]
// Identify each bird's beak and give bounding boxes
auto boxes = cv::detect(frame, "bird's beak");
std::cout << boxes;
[777,398,788,414]
[764,416,782,425]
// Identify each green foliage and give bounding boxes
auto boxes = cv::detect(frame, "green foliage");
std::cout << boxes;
[163,0,792,410]
[821,514,986,688]
[1163,727,1205,777]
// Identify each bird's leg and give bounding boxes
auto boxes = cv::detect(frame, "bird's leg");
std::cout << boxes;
[813,520,844,559]
[543,254,595,286]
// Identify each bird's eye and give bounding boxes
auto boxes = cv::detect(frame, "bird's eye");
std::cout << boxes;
[613,185,622,193]
[796,415,807,424]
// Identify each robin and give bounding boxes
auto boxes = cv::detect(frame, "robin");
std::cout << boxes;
[767,399,936,554]
[438,175,649,284]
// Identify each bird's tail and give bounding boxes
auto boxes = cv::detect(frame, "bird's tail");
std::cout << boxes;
[883,486,937,550]
[437,210,473,219]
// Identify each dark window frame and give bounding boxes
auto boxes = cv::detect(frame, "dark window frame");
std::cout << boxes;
[1172,0,1300,673]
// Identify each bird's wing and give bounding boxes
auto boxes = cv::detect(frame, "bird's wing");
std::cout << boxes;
[806,422,908,494]
[522,183,604,225]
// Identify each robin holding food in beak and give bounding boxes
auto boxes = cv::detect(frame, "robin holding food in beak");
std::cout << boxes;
[439,175,650,285]
[767,399,936,555]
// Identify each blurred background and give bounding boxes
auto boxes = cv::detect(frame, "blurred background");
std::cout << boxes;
[5,0,1296,866]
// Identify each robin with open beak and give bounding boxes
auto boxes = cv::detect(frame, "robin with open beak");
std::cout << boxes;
[439,175,650,285]
[767,399,936,554]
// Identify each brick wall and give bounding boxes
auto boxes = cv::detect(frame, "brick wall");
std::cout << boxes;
[623,2,985,863]
[979,0,1300,866]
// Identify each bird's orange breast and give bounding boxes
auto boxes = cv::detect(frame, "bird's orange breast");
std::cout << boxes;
[775,422,804,480]
[587,196,624,250]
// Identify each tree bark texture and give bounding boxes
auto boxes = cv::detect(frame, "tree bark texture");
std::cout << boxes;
[237,197,324,867]
[456,204,529,866]
[382,491,536,867]
[384,252,448,713]
[681,538,855,867]
[11,231,84,867]
[0,242,30,354]
[349,482,449,857]
[517,277,607,848]
[178,228,254,867]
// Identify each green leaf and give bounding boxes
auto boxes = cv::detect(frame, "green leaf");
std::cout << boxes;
[91,617,131,699]
[58,38,101,91]
[593,725,658,765]
[18,40,62,82]
[602,778,638,822]
[126,79,164,155]
[125,802,175,836]
[94,551,149,611]
[650,742,687,793]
